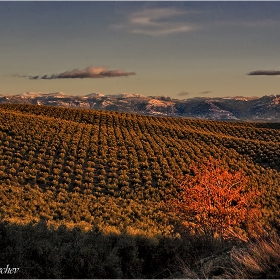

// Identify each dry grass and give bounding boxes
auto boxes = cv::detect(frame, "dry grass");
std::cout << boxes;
[178,240,233,279]
[224,232,280,278]
[178,233,280,279]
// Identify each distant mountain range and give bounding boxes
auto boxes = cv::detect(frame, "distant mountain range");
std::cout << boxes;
[1,91,280,121]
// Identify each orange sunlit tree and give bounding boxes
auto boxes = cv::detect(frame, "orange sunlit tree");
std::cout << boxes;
[169,157,261,241]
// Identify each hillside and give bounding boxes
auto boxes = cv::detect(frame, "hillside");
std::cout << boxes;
[0,103,280,236]
[1,92,280,121]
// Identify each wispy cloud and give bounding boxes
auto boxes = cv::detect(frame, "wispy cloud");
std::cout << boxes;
[17,66,136,80]
[132,25,194,36]
[178,91,191,96]
[178,91,212,97]
[113,6,280,37]
[114,7,198,36]
[130,8,186,26]
[248,70,280,76]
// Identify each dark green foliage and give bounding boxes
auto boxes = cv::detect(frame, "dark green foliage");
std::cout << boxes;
[0,221,201,279]
[3,221,276,279]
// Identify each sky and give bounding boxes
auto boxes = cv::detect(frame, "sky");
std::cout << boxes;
[1,1,280,99]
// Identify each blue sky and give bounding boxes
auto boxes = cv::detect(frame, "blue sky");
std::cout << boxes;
[1,1,280,98]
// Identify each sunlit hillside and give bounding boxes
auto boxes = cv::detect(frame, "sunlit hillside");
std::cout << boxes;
[0,103,280,236]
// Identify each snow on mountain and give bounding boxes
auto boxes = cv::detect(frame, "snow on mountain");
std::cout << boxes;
[146,99,174,109]
[222,96,259,101]
[271,95,280,105]
[19,92,44,98]
[44,92,66,97]
[145,98,176,115]
[19,91,66,98]
[107,93,148,99]
[85,92,105,98]
[101,100,114,108]
[1,92,280,121]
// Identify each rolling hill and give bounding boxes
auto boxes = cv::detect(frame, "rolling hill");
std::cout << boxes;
[0,103,280,236]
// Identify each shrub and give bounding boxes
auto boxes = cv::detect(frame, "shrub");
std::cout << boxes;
[169,157,261,241]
